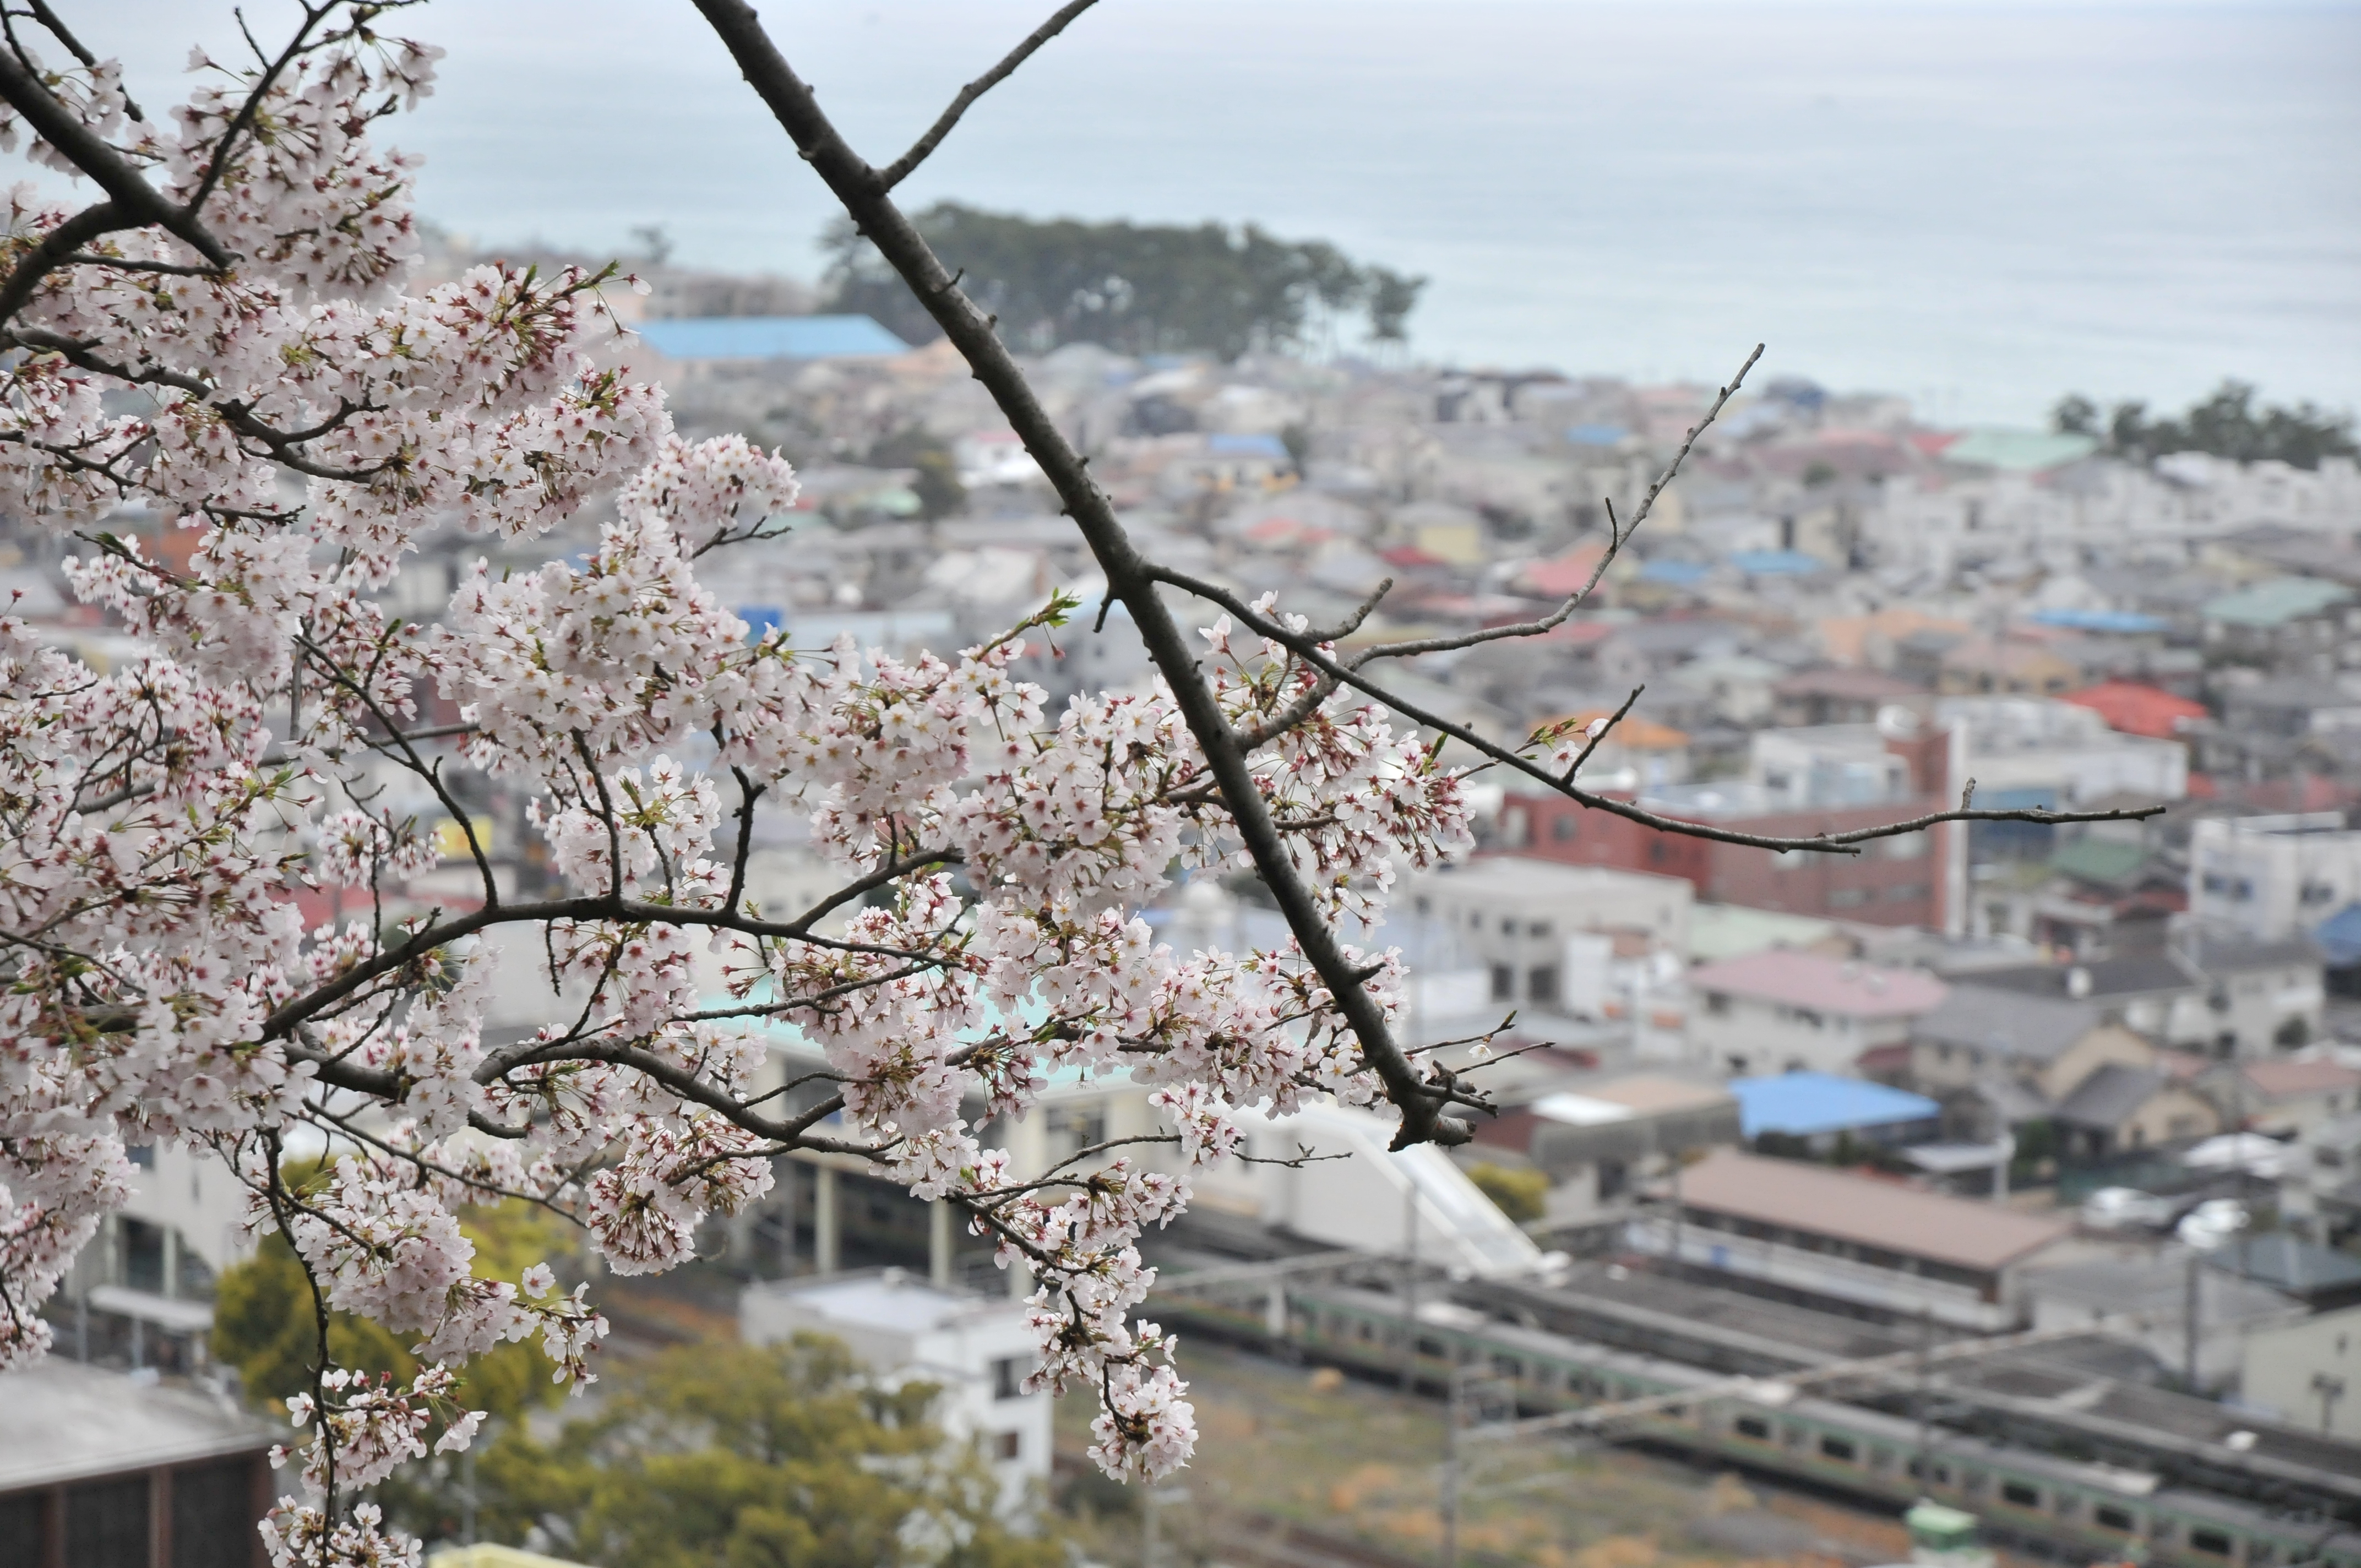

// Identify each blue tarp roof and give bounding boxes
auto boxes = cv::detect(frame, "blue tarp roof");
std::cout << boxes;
[1731,1071,1940,1139]
[1206,432,1290,460]
[1729,549,1829,576]
[1565,423,1630,446]
[636,314,909,361]
[1639,558,1712,585]
[2027,607,2167,634]
[2317,903,2361,968]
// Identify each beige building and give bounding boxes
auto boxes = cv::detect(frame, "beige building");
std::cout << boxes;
[1630,1148,2074,1330]
[1909,989,2155,1101]
[2052,1063,2224,1159]
[2240,1303,2361,1441]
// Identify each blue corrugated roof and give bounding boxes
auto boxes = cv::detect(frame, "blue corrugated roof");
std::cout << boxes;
[1565,423,1630,447]
[2317,903,2361,968]
[635,314,909,361]
[1639,558,1711,585]
[1729,549,1828,576]
[1731,1071,1940,1138]
[2028,607,2166,634]
[1207,432,1290,460]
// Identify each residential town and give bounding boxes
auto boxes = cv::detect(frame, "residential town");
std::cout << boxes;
[11,286,2361,1568]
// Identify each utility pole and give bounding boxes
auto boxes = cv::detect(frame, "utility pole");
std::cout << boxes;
[1668,1153,1685,1273]
[1442,1367,1464,1568]
[2313,1372,2347,1435]
[1913,1306,1934,1487]
[2184,1249,2202,1391]
[1141,1485,1190,1568]
[1401,1175,1421,1395]
[460,1441,478,1545]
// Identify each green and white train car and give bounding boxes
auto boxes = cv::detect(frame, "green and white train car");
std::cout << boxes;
[1171,1283,2361,1568]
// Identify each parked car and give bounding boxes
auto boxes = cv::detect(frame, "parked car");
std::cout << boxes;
[2175,1197,2249,1250]
[2080,1186,2180,1232]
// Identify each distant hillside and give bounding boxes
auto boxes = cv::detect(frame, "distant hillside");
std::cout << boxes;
[822,203,1423,361]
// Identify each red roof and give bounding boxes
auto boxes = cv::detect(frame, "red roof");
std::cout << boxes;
[1517,542,1611,599]
[2059,681,2208,740]
[1688,950,1949,1019]
[2239,1059,2361,1100]
[1379,544,1449,569]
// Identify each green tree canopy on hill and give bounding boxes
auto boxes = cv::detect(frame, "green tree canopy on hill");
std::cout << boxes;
[475,1337,1063,1568]
[824,203,1423,360]
[2052,380,2357,470]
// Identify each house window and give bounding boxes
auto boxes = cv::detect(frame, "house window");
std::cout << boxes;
[1552,816,1578,842]
[1490,965,1514,1003]
[1528,966,1560,1005]
[992,1357,1028,1401]
[1819,1435,1857,1462]
[1886,835,1927,860]
[993,1430,1022,1462]
[2002,1482,2041,1509]
[1705,994,1731,1017]
[2190,1531,2233,1558]
[1829,889,1868,909]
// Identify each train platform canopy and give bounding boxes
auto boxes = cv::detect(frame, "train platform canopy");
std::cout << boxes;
[0,1359,275,1493]
[1677,1150,2074,1275]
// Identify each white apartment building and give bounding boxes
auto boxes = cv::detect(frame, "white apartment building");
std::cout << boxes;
[1688,950,1949,1077]
[741,1271,1052,1515]
[1401,858,1692,1019]
[1937,695,2189,807]
[2191,812,2361,941]
[1864,454,2361,578]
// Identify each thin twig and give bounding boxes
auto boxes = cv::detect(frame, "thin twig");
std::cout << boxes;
[876,0,1105,189]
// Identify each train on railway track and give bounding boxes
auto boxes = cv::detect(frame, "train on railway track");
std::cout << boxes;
[1160,1280,2361,1568]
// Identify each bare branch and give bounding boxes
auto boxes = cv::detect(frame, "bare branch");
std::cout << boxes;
[1154,562,2164,852]
[875,0,1104,190]
[1348,344,1762,668]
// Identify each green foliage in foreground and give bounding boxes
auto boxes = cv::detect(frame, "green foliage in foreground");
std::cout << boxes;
[825,202,1424,360]
[211,1201,571,1425]
[1465,1162,1548,1225]
[2052,380,2357,470]
[476,1337,1065,1568]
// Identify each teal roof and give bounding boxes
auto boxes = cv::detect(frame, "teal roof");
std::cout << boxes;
[636,314,908,361]
[2203,576,2353,628]
[714,989,1134,1091]
[2049,836,2151,890]
[1943,429,2099,472]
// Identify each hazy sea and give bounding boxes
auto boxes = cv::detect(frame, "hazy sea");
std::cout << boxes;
[36,1,2361,425]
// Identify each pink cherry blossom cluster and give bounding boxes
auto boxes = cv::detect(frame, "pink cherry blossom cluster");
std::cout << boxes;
[0,8,1491,1553]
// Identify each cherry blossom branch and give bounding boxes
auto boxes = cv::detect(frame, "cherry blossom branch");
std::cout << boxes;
[695,0,1476,1150]
[0,51,232,280]
[875,0,1104,190]
[11,1,145,121]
